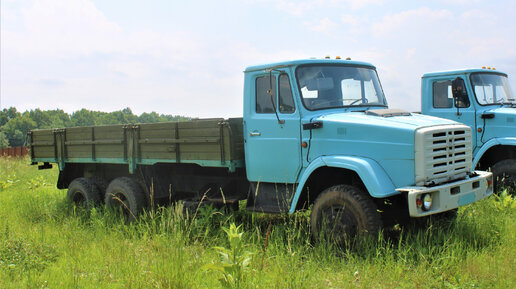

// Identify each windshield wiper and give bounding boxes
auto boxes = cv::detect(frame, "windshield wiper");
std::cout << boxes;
[495,99,516,107]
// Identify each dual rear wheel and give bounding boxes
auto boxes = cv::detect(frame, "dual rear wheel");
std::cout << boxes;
[67,176,147,220]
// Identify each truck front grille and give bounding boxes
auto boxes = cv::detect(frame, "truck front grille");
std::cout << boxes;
[415,125,472,186]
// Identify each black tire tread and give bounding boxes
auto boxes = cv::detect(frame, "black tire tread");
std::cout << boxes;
[67,177,101,207]
[492,159,516,192]
[105,177,147,220]
[310,184,382,239]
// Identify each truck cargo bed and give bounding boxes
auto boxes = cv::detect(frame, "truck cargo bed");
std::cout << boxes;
[29,118,245,173]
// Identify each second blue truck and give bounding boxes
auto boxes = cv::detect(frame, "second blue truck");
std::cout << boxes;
[421,67,515,191]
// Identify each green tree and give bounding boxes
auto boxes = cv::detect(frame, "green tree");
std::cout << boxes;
[0,132,9,148]
[2,115,37,146]
[0,107,21,126]
[98,107,138,125]
[138,112,161,123]
[71,109,97,127]
[0,107,191,147]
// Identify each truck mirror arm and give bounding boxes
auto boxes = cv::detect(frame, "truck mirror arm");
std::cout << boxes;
[267,69,285,124]
[451,77,467,116]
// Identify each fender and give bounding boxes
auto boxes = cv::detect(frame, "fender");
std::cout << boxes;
[473,137,516,168]
[289,155,398,213]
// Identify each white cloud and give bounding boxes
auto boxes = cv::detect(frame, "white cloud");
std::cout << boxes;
[340,0,384,10]
[371,7,453,37]
[2,0,515,117]
[246,0,383,17]
[9,0,123,57]
[307,17,339,35]
[275,0,314,17]
[3,0,200,62]
[341,14,360,26]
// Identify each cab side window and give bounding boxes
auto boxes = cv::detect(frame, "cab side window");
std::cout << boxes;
[279,74,295,113]
[433,80,470,108]
[433,80,453,108]
[256,76,277,113]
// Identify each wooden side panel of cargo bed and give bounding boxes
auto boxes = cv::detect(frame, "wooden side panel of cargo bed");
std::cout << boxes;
[30,118,245,171]
[63,125,125,160]
[93,125,125,160]
[138,119,225,162]
[29,129,56,159]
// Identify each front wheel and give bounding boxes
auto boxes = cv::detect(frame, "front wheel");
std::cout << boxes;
[310,185,382,245]
[492,159,516,194]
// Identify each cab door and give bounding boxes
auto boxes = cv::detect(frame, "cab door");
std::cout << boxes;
[244,72,302,184]
[427,77,478,148]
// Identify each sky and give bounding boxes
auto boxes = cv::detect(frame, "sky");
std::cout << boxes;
[1,0,515,118]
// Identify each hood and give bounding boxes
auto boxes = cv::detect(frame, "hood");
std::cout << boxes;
[304,110,467,188]
[310,110,459,131]
[480,107,516,140]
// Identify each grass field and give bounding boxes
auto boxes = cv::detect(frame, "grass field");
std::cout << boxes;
[1,157,515,288]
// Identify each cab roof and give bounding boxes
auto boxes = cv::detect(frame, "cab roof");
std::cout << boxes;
[422,68,507,78]
[244,58,376,73]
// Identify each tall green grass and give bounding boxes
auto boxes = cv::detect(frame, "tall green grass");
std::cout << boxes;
[1,157,515,288]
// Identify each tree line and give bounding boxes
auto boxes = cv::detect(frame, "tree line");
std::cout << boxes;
[0,107,190,148]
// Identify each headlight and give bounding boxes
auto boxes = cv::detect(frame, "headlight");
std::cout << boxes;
[416,193,433,211]
[422,194,432,211]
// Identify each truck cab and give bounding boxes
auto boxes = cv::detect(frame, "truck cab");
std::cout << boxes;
[421,68,516,191]
[243,59,492,237]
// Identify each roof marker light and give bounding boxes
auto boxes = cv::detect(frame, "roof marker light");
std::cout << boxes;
[336,56,341,59]
[346,57,351,60]
[325,55,330,59]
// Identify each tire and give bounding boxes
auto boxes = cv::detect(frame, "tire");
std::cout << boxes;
[492,159,516,193]
[310,185,382,244]
[90,176,109,196]
[105,177,147,221]
[67,177,101,208]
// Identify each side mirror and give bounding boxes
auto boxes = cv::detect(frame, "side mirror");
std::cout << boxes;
[451,77,469,115]
[451,77,466,98]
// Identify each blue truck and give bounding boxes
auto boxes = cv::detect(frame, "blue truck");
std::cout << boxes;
[421,67,515,191]
[29,58,493,240]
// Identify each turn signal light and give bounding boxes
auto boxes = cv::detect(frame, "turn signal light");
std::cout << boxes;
[487,175,493,192]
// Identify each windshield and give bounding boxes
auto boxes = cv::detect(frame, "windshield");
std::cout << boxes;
[471,73,515,105]
[296,65,387,110]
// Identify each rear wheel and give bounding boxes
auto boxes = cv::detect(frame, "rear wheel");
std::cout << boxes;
[492,159,516,194]
[67,178,101,208]
[90,176,109,198]
[310,185,382,245]
[105,177,147,221]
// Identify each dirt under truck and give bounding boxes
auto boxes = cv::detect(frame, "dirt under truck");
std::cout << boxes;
[29,58,494,240]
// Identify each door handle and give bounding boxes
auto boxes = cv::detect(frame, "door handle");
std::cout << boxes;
[249,131,261,137]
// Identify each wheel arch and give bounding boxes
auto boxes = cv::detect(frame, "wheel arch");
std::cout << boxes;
[475,138,516,170]
[289,156,398,213]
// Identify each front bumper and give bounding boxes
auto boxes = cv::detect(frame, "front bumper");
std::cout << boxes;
[397,171,493,217]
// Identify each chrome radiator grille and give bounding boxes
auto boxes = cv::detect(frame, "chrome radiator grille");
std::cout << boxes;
[415,125,472,186]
